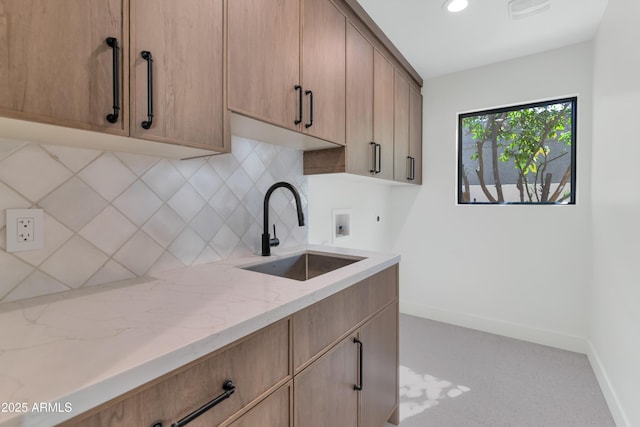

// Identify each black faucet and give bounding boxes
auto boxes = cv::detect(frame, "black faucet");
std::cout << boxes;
[262,182,305,256]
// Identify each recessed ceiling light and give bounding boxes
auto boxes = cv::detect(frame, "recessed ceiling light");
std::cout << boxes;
[442,0,469,13]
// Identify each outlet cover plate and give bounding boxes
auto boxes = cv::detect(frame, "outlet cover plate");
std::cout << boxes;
[6,208,44,252]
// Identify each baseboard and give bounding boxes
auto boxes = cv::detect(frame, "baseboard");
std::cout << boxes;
[400,300,587,354]
[587,342,631,427]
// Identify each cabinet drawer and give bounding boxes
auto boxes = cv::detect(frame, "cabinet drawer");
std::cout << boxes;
[223,382,291,427]
[292,265,397,372]
[63,319,290,427]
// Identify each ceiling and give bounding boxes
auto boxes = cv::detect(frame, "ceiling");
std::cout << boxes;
[356,0,608,80]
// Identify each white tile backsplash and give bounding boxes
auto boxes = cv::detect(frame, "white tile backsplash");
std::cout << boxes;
[78,153,137,201]
[0,145,72,202]
[39,236,109,288]
[0,137,308,303]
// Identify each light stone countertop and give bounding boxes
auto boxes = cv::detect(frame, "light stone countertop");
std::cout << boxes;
[0,245,400,427]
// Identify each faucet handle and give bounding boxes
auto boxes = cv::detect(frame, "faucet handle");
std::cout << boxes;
[270,224,280,248]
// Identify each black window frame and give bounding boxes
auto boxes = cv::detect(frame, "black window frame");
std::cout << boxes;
[457,96,577,205]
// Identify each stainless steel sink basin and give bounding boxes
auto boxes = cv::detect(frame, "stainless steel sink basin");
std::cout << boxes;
[240,252,365,281]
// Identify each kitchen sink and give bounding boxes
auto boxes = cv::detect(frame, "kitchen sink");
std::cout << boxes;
[240,251,365,281]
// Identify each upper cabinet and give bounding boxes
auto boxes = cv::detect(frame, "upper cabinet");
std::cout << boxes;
[226,0,300,132]
[409,82,423,184]
[227,0,346,146]
[343,23,394,180]
[0,0,227,157]
[0,0,128,134]
[301,0,346,145]
[393,73,422,184]
[373,49,396,181]
[345,23,374,176]
[304,7,422,185]
[130,0,225,151]
[1,0,419,162]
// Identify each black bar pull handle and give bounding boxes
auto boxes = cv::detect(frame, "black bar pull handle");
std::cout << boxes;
[170,379,236,427]
[370,142,381,174]
[295,85,303,125]
[141,50,154,130]
[105,37,120,124]
[353,337,363,391]
[406,156,413,181]
[370,142,377,174]
[305,90,313,128]
[412,156,416,181]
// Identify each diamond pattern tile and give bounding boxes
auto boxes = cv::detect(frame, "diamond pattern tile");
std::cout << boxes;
[241,151,266,183]
[167,184,206,223]
[142,159,185,201]
[210,225,240,259]
[0,181,31,226]
[79,206,137,255]
[168,227,207,265]
[78,153,137,201]
[86,260,136,286]
[0,251,34,299]
[193,246,222,265]
[148,252,185,275]
[42,145,101,173]
[113,231,164,276]
[3,271,69,302]
[115,152,159,177]
[39,236,108,288]
[0,137,27,161]
[0,144,72,202]
[142,206,186,248]
[208,153,239,181]
[189,163,223,201]
[189,205,224,242]
[209,186,240,221]
[113,181,163,226]
[231,137,254,162]
[40,177,108,231]
[227,167,253,201]
[226,204,254,240]
[171,158,206,180]
[0,140,308,304]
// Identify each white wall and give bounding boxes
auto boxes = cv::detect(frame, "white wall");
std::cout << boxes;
[590,0,640,425]
[390,42,594,353]
[307,174,391,252]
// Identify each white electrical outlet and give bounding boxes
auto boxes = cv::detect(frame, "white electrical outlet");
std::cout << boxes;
[6,209,44,252]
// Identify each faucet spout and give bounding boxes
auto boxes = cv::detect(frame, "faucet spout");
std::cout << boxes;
[262,182,305,256]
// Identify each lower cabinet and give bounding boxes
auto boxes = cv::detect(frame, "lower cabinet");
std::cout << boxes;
[294,302,398,427]
[359,303,399,427]
[61,265,398,427]
[60,319,290,427]
[294,336,358,427]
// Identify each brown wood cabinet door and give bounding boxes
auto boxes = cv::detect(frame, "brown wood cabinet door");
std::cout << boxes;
[301,0,346,145]
[359,303,399,427]
[345,23,373,176]
[130,0,223,150]
[373,51,395,181]
[294,336,358,427]
[227,0,300,131]
[0,0,128,134]
[393,73,410,182]
[409,84,423,184]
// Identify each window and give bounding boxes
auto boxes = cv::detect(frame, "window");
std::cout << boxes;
[458,97,576,204]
